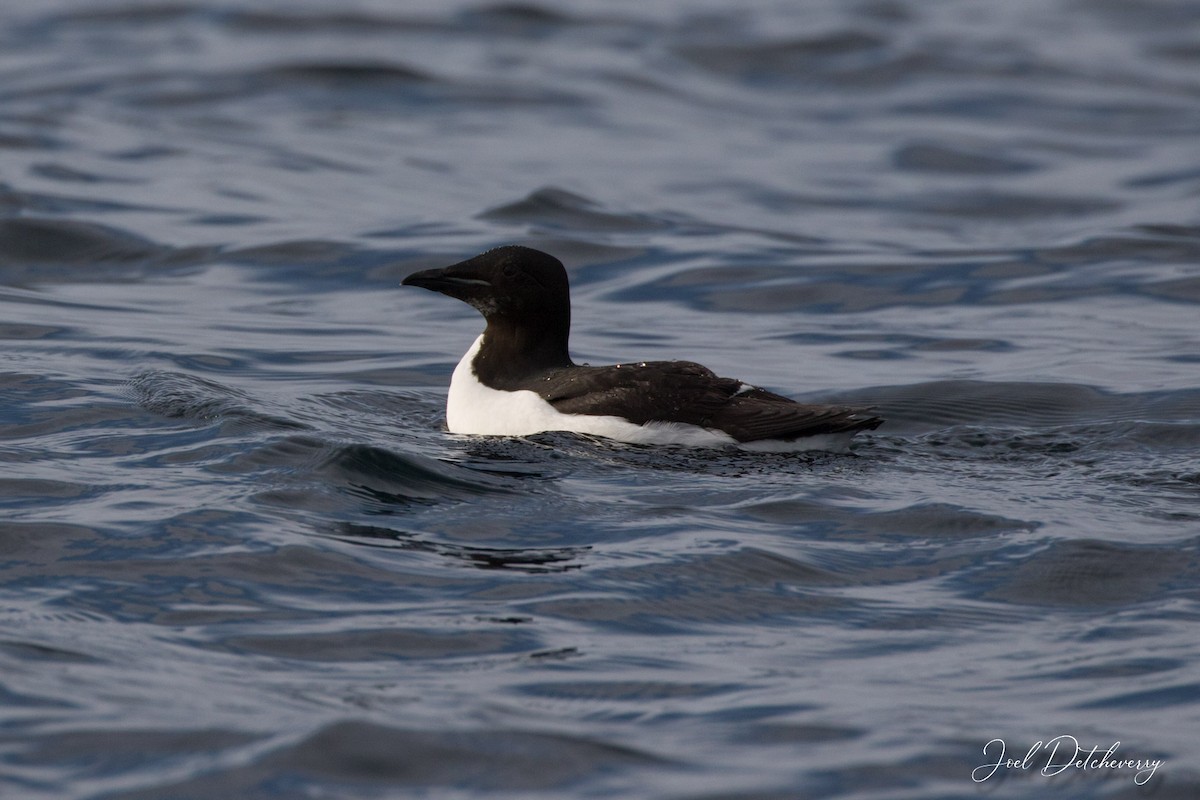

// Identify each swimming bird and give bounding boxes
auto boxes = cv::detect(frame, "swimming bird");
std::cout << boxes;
[403,246,882,451]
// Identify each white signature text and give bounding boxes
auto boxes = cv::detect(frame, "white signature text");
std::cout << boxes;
[972,735,1162,786]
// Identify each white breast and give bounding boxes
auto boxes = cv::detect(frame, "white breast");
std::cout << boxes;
[445,335,582,436]
[443,335,853,451]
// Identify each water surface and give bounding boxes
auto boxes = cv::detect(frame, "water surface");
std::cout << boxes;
[2,1,1199,798]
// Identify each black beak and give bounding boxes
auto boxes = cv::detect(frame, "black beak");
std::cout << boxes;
[402,263,491,298]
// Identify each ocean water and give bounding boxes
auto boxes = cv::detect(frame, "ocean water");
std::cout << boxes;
[2,1,1199,798]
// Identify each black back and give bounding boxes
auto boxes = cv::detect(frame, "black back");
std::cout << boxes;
[538,359,882,441]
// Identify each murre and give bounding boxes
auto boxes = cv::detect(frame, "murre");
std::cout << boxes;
[402,246,882,451]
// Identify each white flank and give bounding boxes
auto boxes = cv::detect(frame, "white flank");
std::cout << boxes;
[444,334,854,452]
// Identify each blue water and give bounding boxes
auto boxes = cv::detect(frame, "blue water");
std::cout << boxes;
[3,1,1199,798]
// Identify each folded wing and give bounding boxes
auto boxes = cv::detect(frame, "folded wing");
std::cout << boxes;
[539,360,881,443]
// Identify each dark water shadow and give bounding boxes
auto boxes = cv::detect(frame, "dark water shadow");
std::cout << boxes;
[860,379,1200,434]
[82,720,667,798]
[330,522,590,574]
[964,536,1200,609]
[129,369,311,434]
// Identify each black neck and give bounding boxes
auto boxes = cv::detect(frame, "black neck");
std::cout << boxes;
[472,316,574,390]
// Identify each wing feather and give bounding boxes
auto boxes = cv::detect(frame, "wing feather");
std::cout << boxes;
[539,361,881,443]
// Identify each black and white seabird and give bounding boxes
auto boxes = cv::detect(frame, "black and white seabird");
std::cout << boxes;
[403,246,882,451]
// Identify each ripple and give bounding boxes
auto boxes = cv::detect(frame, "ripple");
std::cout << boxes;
[0,639,102,664]
[968,538,1200,608]
[610,241,1198,313]
[892,141,1041,175]
[154,721,668,794]
[257,61,435,88]
[739,499,1036,543]
[5,727,261,783]
[481,187,666,233]
[334,523,589,573]
[1076,682,1200,711]
[675,30,897,88]
[907,190,1119,220]
[225,626,532,662]
[528,547,852,632]
[221,8,437,34]
[218,436,521,511]
[869,380,1127,430]
[517,680,735,702]
[130,370,309,433]
[0,218,163,267]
